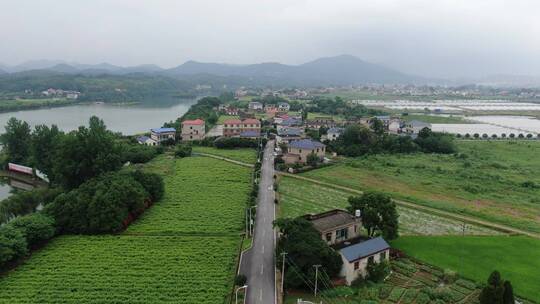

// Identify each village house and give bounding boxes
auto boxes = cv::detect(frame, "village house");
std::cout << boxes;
[150,127,176,144]
[279,117,303,127]
[276,127,304,144]
[404,120,432,134]
[304,209,391,286]
[388,119,402,134]
[181,119,205,141]
[338,237,390,285]
[324,127,344,141]
[248,101,263,111]
[283,139,325,164]
[306,117,336,129]
[278,102,290,112]
[223,118,261,137]
[136,135,157,146]
[303,209,362,245]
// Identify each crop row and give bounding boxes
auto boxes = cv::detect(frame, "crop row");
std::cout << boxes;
[128,157,252,235]
[0,235,240,303]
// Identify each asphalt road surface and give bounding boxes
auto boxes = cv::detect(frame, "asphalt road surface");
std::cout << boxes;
[243,140,276,304]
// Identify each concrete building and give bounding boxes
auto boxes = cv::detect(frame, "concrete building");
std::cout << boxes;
[223,118,261,137]
[276,127,304,144]
[404,120,432,134]
[248,101,263,111]
[278,102,290,112]
[303,209,362,245]
[325,127,344,141]
[283,139,325,164]
[338,237,390,285]
[306,117,336,129]
[181,119,205,141]
[150,127,176,144]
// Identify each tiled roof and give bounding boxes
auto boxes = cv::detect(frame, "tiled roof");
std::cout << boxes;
[223,119,243,125]
[137,136,151,142]
[243,118,260,124]
[278,127,303,136]
[289,139,325,150]
[304,209,357,232]
[151,127,176,133]
[340,237,390,262]
[182,119,205,126]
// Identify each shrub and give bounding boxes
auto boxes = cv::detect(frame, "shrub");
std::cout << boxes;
[122,143,157,164]
[0,225,28,267]
[518,134,524,138]
[367,260,390,282]
[8,213,55,246]
[131,170,165,202]
[175,144,192,158]
[234,274,247,286]
[443,269,458,284]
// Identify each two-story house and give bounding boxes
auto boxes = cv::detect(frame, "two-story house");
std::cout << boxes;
[181,119,205,141]
[150,127,176,145]
[223,118,261,137]
[303,209,362,245]
[283,139,325,164]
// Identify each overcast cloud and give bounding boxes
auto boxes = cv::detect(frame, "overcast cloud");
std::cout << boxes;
[0,0,539,78]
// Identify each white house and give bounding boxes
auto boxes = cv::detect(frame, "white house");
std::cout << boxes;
[137,136,157,146]
[405,120,431,134]
[325,127,344,141]
[248,101,263,111]
[388,119,402,134]
[339,237,390,285]
[150,127,176,144]
[278,102,290,112]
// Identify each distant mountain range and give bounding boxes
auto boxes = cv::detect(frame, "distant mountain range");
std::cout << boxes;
[1,55,538,87]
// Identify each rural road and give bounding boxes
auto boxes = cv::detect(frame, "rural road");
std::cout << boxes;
[242,140,277,304]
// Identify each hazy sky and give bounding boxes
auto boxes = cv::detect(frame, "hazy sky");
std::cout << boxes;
[1,0,539,78]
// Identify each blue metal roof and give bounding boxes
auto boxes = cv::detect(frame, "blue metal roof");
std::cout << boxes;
[339,237,390,262]
[278,127,302,136]
[327,127,344,134]
[137,135,150,141]
[281,118,302,126]
[151,127,176,133]
[289,139,325,150]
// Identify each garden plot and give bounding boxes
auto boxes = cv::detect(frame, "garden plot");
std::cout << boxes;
[278,176,502,236]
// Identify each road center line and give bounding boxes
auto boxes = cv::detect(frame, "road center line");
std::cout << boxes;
[260,264,264,275]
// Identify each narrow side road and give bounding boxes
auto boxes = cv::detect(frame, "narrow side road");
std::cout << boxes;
[242,140,276,304]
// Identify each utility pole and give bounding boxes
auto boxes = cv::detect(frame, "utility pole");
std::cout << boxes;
[280,252,287,294]
[313,265,322,297]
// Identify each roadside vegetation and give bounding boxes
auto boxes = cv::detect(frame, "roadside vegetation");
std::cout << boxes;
[392,236,540,301]
[302,140,540,234]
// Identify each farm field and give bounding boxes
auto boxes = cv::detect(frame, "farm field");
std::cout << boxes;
[0,235,239,303]
[192,146,257,165]
[392,236,540,301]
[128,156,251,234]
[301,140,540,234]
[285,257,491,304]
[0,155,251,303]
[278,176,502,236]
[307,112,345,122]
[402,114,470,124]
[217,114,240,123]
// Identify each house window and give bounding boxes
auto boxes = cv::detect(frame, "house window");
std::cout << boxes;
[335,228,348,241]
[380,251,387,260]
[325,233,332,242]
[354,225,357,233]
[354,262,359,270]
[368,256,374,264]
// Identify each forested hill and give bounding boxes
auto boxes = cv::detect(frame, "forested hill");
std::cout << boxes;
[0,73,200,102]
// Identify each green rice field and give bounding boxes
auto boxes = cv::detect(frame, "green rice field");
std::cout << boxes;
[192,146,258,164]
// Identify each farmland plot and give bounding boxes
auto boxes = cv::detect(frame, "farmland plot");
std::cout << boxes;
[0,235,239,304]
[278,176,501,235]
[0,156,251,303]
[128,156,251,235]
[192,146,258,165]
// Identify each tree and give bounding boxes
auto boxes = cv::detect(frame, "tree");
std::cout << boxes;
[1,117,31,164]
[30,124,63,178]
[273,217,342,290]
[370,118,385,136]
[502,281,514,304]
[348,191,399,240]
[479,270,505,304]
[52,116,122,189]
[366,259,390,282]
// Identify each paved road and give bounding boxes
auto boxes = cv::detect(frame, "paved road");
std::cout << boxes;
[243,140,276,304]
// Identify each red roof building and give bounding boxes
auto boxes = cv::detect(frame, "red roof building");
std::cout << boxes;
[223,118,261,137]
[182,119,205,126]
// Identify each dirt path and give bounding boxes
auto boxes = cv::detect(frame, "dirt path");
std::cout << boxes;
[192,152,254,168]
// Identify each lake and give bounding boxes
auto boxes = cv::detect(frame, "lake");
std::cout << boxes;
[0,97,197,135]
